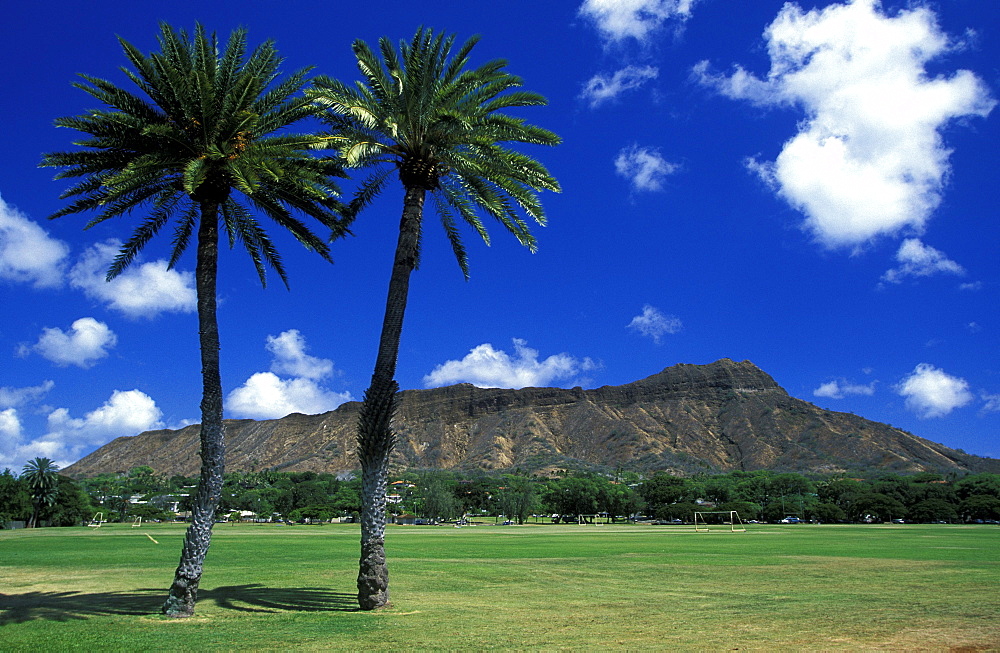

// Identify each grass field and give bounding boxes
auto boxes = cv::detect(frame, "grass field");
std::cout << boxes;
[1,521,998,650]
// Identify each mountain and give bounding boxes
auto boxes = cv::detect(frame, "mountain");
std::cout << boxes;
[63,359,1000,478]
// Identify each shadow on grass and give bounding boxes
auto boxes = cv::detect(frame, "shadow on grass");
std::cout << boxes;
[0,584,358,625]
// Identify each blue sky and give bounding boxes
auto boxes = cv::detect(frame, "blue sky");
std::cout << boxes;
[2,0,998,472]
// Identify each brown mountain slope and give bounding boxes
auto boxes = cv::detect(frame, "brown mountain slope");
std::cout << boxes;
[63,359,1000,478]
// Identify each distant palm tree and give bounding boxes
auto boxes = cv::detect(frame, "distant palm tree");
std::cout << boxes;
[21,457,59,528]
[310,27,560,610]
[41,23,350,617]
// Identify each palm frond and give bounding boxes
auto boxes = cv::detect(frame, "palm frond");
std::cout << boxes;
[42,21,346,287]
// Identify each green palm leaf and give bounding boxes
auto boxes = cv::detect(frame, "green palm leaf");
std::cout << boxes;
[308,26,560,611]
[40,21,352,618]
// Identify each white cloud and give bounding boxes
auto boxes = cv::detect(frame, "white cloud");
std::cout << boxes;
[981,392,1000,414]
[627,305,682,344]
[579,0,697,43]
[0,389,165,470]
[226,373,353,420]
[881,238,965,284]
[581,66,658,108]
[0,194,69,288]
[0,408,21,453]
[46,389,163,442]
[695,0,995,249]
[69,240,196,318]
[0,380,55,409]
[813,379,876,399]
[226,330,352,420]
[896,363,973,418]
[266,330,333,380]
[615,145,679,192]
[423,338,598,389]
[27,317,117,368]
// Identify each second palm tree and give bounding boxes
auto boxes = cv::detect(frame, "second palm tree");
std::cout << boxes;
[311,27,561,610]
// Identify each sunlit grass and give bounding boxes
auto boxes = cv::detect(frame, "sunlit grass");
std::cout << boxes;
[1,522,997,650]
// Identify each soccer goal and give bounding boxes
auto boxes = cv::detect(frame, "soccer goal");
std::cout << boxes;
[131,516,142,528]
[88,512,103,528]
[694,510,746,532]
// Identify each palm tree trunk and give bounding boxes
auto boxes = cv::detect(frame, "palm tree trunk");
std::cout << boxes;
[163,203,226,617]
[357,185,424,610]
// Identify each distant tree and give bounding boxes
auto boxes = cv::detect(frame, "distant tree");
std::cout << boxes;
[811,502,847,524]
[702,475,735,504]
[907,498,958,523]
[124,502,173,523]
[958,495,1000,522]
[311,27,559,609]
[817,478,864,515]
[330,483,361,517]
[43,477,95,526]
[0,469,31,526]
[21,458,60,528]
[718,500,761,521]
[851,492,906,523]
[604,480,642,522]
[871,474,913,506]
[42,23,349,617]
[495,475,539,524]
[421,479,459,522]
[955,474,1000,501]
[289,505,336,523]
[543,475,603,519]
[455,477,495,514]
[639,474,695,515]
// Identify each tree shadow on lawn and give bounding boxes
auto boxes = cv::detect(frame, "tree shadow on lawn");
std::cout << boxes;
[0,585,358,625]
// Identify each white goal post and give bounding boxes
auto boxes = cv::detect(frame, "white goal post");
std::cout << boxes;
[694,510,746,532]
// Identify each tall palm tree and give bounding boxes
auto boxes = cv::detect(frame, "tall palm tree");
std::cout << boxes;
[310,27,560,610]
[41,23,349,617]
[21,457,60,528]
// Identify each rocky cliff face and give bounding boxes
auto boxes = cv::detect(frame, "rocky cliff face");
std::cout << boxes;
[63,359,999,478]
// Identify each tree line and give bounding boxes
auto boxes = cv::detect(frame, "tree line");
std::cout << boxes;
[5,461,999,529]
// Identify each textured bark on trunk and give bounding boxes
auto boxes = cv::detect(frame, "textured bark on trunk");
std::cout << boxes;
[357,185,424,610]
[163,203,225,618]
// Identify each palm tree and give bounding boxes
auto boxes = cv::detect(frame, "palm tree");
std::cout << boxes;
[41,23,349,617]
[310,27,560,610]
[21,457,59,528]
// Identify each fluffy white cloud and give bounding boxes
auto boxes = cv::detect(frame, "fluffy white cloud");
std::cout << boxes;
[0,408,21,452]
[0,389,165,470]
[579,0,697,43]
[226,330,352,420]
[423,338,597,389]
[615,145,678,192]
[695,0,995,249]
[226,373,353,420]
[69,240,196,318]
[266,330,333,380]
[881,238,965,284]
[0,194,69,288]
[27,317,117,368]
[627,305,682,343]
[46,389,163,442]
[581,66,658,108]
[813,379,876,399]
[896,363,973,418]
[0,380,55,409]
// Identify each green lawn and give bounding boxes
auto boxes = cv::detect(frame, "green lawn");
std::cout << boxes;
[1,522,997,650]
